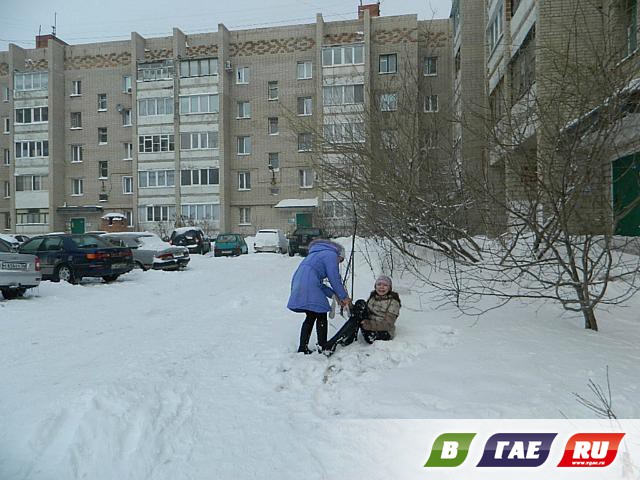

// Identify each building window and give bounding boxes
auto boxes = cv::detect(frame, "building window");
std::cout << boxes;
[15,106,48,124]
[380,93,398,112]
[98,161,108,179]
[16,175,47,191]
[16,208,48,225]
[626,0,638,56]
[323,200,351,219]
[181,203,219,222]
[180,168,219,186]
[511,27,536,102]
[124,143,133,159]
[122,176,133,194]
[237,136,251,155]
[2,117,9,133]
[299,169,314,188]
[137,61,174,81]
[322,84,364,106]
[138,134,175,153]
[14,72,48,92]
[239,207,251,225]
[268,81,278,100]
[71,80,81,95]
[268,117,279,135]
[71,145,83,163]
[3,149,9,165]
[98,93,107,111]
[324,122,365,144]
[379,53,397,74]
[137,97,174,116]
[488,3,504,53]
[3,181,9,198]
[238,171,251,190]
[179,58,218,77]
[2,87,9,102]
[71,112,82,129]
[179,94,219,114]
[98,127,108,144]
[321,44,364,67]
[15,140,49,158]
[122,109,132,126]
[297,61,313,79]
[180,132,218,150]
[122,75,132,93]
[237,101,251,119]
[297,96,313,116]
[145,205,175,222]
[298,132,313,152]
[138,170,175,188]
[268,152,279,170]
[236,66,250,84]
[424,56,438,76]
[71,178,84,196]
[424,95,439,112]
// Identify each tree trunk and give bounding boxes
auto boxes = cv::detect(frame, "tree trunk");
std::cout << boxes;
[582,306,598,331]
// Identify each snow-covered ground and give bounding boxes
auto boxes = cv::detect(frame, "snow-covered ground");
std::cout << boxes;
[1,238,639,479]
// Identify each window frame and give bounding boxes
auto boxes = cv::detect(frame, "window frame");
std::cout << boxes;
[236,66,250,84]
[267,81,279,101]
[378,53,398,74]
[268,117,279,135]
[71,145,83,163]
[71,178,84,196]
[97,93,107,111]
[424,56,438,76]
[238,171,251,191]
[98,127,108,145]
[237,136,252,156]
[297,61,313,79]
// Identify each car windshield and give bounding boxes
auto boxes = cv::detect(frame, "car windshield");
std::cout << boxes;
[70,235,110,249]
[216,235,237,242]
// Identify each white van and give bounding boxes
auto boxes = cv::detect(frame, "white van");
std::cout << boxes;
[254,229,288,253]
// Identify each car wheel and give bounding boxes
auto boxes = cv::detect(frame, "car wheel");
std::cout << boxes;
[56,264,77,284]
[288,248,295,256]
[102,274,119,283]
[1,288,19,300]
[135,261,149,271]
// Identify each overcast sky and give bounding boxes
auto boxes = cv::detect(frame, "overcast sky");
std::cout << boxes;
[1,0,452,50]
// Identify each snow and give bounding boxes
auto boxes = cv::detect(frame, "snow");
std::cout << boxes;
[0,233,19,244]
[171,226,203,235]
[101,212,126,219]
[1,237,640,479]
[274,197,318,208]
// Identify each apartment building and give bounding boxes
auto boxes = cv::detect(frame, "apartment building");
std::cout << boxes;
[0,5,453,238]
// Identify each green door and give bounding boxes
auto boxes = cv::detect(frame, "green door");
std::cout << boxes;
[296,213,312,227]
[613,153,640,236]
[70,217,85,234]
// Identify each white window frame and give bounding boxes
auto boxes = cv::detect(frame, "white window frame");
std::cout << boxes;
[297,61,313,79]
[14,72,48,92]
[179,94,219,114]
[122,109,132,126]
[180,168,219,186]
[138,170,175,188]
[268,81,278,100]
[70,112,82,129]
[237,100,251,119]
[98,93,107,111]
[424,56,438,76]
[239,207,251,225]
[71,178,84,196]
[71,145,83,163]
[268,152,280,171]
[297,96,313,116]
[180,132,218,150]
[15,140,49,158]
[3,181,10,198]
[321,44,365,67]
[14,106,48,125]
[379,53,398,74]
[299,169,314,188]
[424,95,439,113]
[2,87,9,102]
[2,117,9,134]
[179,58,218,78]
[237,136,251,155]
[122,75,132,93]
[71,80,81,96]
[298,133,313,152]
[238,171,251,191]
[138,134,175,153]
[124,143,133,160]
[236,66,250,84]
[322,84,365,106]
[123,176,134,193]
[137,97,174,117]
[268,117,279,135]
[181,203,219,222]
[145,205,175,222]
[98,127,108,145]
[380,93,398,112]
[98,161,108,179]
[3,149,9,166]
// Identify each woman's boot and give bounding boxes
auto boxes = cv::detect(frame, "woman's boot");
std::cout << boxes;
[298,316,314,354]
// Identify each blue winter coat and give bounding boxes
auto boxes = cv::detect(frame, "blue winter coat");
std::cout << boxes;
[287,240,349,313]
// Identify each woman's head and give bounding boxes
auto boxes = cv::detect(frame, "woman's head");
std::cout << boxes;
[375,275,392,295]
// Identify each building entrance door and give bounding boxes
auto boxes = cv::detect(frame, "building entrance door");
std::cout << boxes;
[70,217,86,234]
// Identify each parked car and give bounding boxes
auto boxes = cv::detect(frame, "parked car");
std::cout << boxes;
[213,233,248,257]
[254,229,288,254]
[102,232,190,271]
[287,227,325,256]
[0,233,20,251]
[0,240,41,299]
[169,227,211,254]
[18,234,134,284]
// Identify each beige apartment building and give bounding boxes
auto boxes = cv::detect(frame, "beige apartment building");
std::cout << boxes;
[0,4,453,238]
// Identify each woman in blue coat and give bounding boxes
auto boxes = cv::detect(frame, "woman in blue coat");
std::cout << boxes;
[287,239,351,354]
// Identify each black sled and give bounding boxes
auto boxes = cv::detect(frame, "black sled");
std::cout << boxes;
[323,299,369,355]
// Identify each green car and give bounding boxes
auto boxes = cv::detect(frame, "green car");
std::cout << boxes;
[213,233,248,257]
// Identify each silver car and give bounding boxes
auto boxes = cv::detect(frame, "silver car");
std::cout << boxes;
[0,240,41,299]
[102,232,190,271]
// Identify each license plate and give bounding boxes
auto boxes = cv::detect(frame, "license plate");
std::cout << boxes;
[111,263,128,270]
[2,262,27,271]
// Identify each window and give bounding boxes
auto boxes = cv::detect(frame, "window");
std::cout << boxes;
[2,117,8,133]
[98,127,108,144]
[268,81,278,100]
[3,181,9,198]
[138,134,175,153]
[98,93,107,111]
[297,61,313,79]
[122,176,133,194]
[99,161,108,179]
[123,109,132,126]
[239,207,251,225]
[298,132,313,152]
[268,117,279,135]
[297,96,312,116]
[322,84,365,106]
[379,53,397,74]
[180,132,218,150]
[16,175,47,191]
[2,87,8,102]
[380,93,398,112]
[15,140,49,158]
[237,136,251,155]
[14,72,48,92]
[71,80,81,95]
[180,168,219,186]
[180,58,218,77]
[238,171,251,190]
[268,152,279,170]
[511,27,536,101]
[137,97,174,116]
[488,3,504,53]
[381,129,398,150]
[323,200,351,219]
[138,170,175,188]
[72,178,84,196]
[71,112,82,129]
[321,44,364,66]
[181,204,220,221]
[324,122,365,144]
[3,149,9,166]
[179,94,219,114]
[124,143,133,159]
[237,101,251,119]
[15,106,48,124]
[626,0,638,56]
[145,205,175,222]
[71,145,83,163]
[236,67,250,84]
[299,169,314,188]
[424,95,439,112]
[16,209,48,225]
[123,210,133,227]
[424,56,438,76]
[137,61,174,81]
[122,75,132,93]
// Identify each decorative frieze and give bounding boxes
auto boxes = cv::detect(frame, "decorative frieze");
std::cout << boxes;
[65,52,131,70]
[420,31,449,48]
[143,49,173,62]
[373,28,418,45]
[24,59,49,71]
[229,37,314,57]
[324,33,364,45]
[185,44,219,57]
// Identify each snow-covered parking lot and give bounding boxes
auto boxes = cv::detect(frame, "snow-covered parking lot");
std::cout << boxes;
[1,239,639,479]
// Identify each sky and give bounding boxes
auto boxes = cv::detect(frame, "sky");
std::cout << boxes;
[0,0,452,50]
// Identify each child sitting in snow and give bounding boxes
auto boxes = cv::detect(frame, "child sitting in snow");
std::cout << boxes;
[360,275,401,343]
